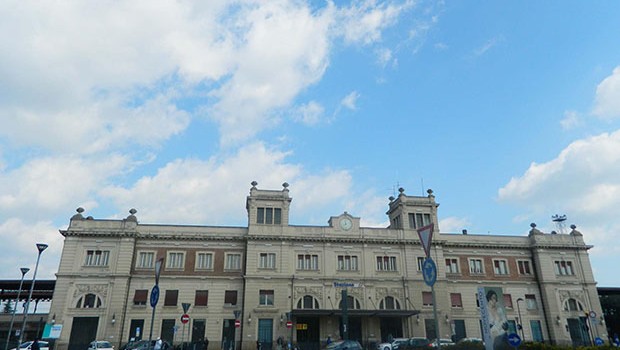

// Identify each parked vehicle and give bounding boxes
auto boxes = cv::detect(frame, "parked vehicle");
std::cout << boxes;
[124,340,171,350]
[88,341,115,350]
[402,338,432,350]
[377,338,410,350]
[430,339,454,348]
[10,341,50,350]
[325,340,363,350]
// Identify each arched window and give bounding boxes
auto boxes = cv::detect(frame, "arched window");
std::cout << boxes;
[564,298,584,311]
[76,293,102,308]
[379,296,401,310]
[296,295,319,309]
[338,296,361,310]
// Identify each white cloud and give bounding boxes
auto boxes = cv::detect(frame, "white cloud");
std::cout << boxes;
[101,142,353,226]
[337,0,415,45]
[0,155,129,219]
[560,110,581,130]
[439,216,472,234]
[294,101,325,125]
[472,36,504,57]
[0,218,63,279]
[592,66,620,119]
[498,130,620,257]
[341,91,361,110]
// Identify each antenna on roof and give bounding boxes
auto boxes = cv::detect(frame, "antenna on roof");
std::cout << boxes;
[551,214,567,234]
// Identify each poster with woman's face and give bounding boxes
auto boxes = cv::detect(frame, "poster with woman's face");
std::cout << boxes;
[478,287,510,350]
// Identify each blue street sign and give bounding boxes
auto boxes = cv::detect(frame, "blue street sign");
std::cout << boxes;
[595,337,604,346]
[507,333,521,347]
[422,258,437,287]
[150,285,160,307]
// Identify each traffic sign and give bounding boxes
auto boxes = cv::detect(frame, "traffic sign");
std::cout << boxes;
[286,320,293,328]
[181,314,190,324]
[150,285,160,307]
[595,337,604,346]
[235,319,241,328]
[589,310,597,318]
[417,224,434,258]
[507,333,521,347]
[422,258,437,287]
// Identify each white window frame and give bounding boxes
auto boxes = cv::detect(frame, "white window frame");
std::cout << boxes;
[259,253,276,269]
[517,260,532,275]
[337,255,359,271]
[84,250,110,267]
[196,252,214,270]
[408,213,431,229]
[446,258,459,274]
[493,259,509,275]
[525,294,538,310]
[166,251,185,270]
[469,258,484,274]
[416,257,425,271]
[225,253,242,270]
[137,251,155,269]
[376,256,398,272]
[259,290,274,306]
[554,260,574,276]
[297,254,319,271]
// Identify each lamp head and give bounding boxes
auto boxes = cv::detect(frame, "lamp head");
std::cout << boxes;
[36,243,49,253]
[20,267,30,276]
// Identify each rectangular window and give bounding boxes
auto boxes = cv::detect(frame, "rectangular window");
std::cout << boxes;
[137,252,154,269]
[133,290,148,306]
[408,213,431,229]
[422,291,433,306]
[224,290,238,305]
[225,253,242,270]
[337,255,358,271]
[450,293,463,308]
[256,207,282,225]
[259,253,276,269]
[84,250,110,266]
[445,258,459,274]
[376,256,397,271]
[493,259,509,275]
[503,294,513,308]
[167,252,184,269]
[297,254,319,270]
[525,294,538,310]
[517,260,532,275]
[196,253,213,270]
[417,257,425,271]
[554,261,574,275]
[392,215,401,229]
[259,290,274,306]
[195,290,208,306]
[164,290,178,306]
[469,259,484,274]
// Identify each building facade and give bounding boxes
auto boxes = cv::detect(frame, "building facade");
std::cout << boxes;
[48,183,605,350]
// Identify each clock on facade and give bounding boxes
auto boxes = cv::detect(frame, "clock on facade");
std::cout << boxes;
[339,218,353,230]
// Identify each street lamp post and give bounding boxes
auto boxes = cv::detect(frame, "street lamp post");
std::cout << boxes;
[516,298,525,341]
[4,267,30,350]
[148,258,164,350]
[18,243,48,346]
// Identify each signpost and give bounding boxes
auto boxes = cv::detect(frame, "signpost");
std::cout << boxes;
[507,333,521,348]
[181,303,191,349]
[417,224,439,349]
[148,258,164,350]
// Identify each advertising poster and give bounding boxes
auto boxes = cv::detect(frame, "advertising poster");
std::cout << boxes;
[478,287,510,350]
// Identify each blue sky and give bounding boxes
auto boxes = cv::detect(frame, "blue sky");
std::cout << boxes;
[1,0,620,287]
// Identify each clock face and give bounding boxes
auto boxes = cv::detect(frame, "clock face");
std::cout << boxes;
[340,218,353,230]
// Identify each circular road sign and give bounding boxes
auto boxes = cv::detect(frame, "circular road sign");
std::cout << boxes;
[181,314,190,324]
[235,319,241,328]
[589,310,597,318]
[286,320,293,328]
[422,258,437,287]
[150,285,160,308]
[507,333,521,347]
[595,337,604,346]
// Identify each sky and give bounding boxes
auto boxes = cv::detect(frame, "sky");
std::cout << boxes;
[1,0,620,287]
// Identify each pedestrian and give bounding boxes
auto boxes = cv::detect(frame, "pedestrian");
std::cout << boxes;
[154,338,163,350]
[326,336,332,345]
[31,339,40,350]
[204,338,209,350]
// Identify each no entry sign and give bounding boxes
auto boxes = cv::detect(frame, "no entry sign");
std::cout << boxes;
[181,314,190,324]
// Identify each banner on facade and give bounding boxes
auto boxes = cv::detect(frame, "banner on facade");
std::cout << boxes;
[477,287,510,350]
